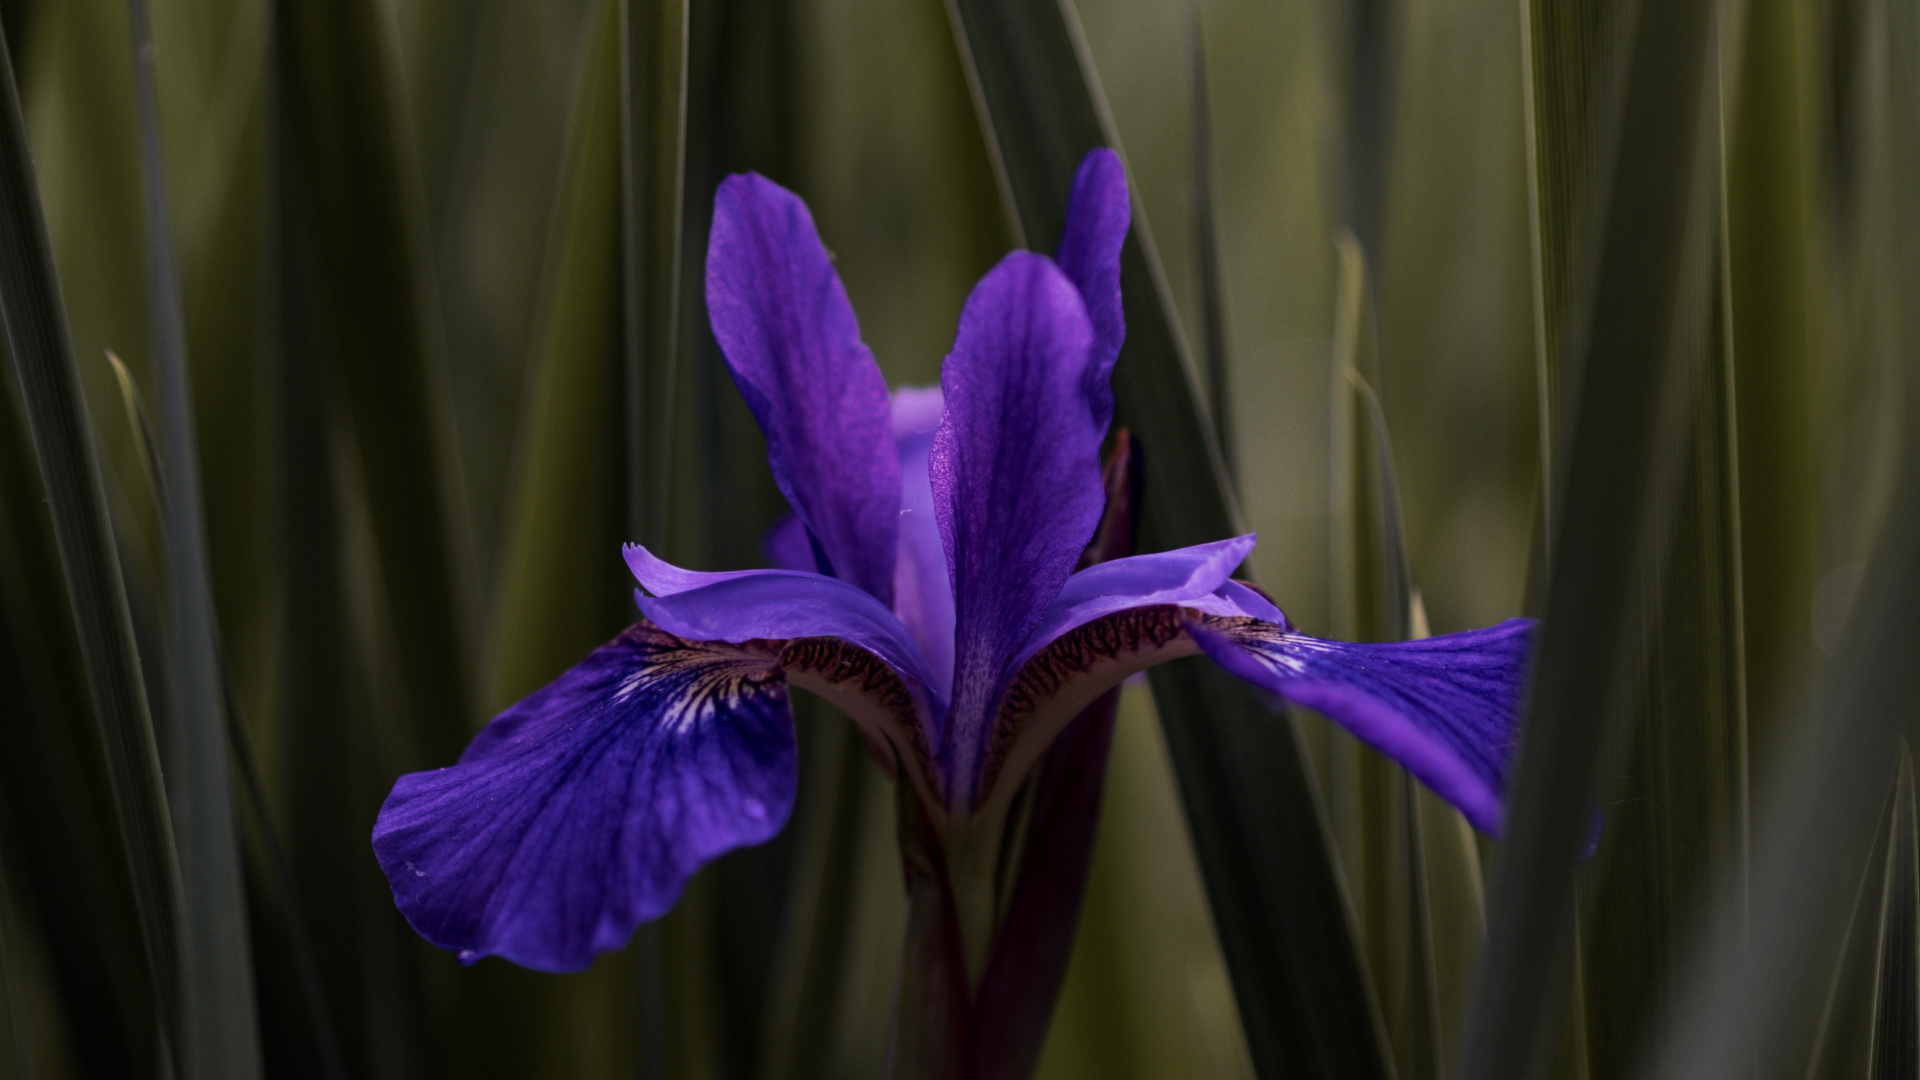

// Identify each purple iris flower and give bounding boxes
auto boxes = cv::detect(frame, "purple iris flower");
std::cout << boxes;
[371,150,1534,978]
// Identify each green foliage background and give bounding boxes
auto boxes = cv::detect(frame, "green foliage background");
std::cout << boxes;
[0,0,1913,1075]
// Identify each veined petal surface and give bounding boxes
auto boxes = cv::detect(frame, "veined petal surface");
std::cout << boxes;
[1190,617,1534,834]
[372,625,795,972]
[1010,534,1257,673]
[1053,149,1129,433]
[707,173,899,603]
[630,555,941,698]
[931,252,1105,798]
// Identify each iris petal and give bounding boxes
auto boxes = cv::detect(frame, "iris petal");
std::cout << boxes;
[372,625,796,972]
[1188,617,1534,834]
[892,387,956,698]
[931,252,1105,799]
[1053,148,1129,434]
[629,553,941,698]
[707,173,899,603]
[1010,534,1257,674]
[977,603,1533,837]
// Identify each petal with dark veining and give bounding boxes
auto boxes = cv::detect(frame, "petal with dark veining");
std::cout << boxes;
[931,252,1105,798]
[1190,617,1535,834]
[372,625,794,972]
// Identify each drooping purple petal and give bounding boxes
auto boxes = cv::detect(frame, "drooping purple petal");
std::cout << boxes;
[628,548,941,699]
[931,252,1104,798]
[707,173,899,602]
[892,386,955,699]
[1188,618,1535,834]
[1009,534,1257,673]
[1052,149,1129,433]
[372,625,795,972]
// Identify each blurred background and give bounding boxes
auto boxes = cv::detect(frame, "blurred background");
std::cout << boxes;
[0,0,1913,1074]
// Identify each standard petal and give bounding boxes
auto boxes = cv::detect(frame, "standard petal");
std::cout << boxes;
[1189,617,1535,834]
[372,625,795,972]
[931,252,1104,798]
[1052,149,1129,432]
[762,513,818,573]
[892,386,956,699]
[1009,534,1258,673]
[707,173,899,602]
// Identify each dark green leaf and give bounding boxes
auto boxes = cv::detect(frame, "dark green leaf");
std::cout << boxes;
[122,0,262,1071]
[0,13,183,1071]
[277,0,478,768]
[1869,752,1918,1077]
[1182,0,1230,486]
[1458,0,1722,1076]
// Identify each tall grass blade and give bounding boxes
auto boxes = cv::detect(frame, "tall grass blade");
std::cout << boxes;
[1723,0,1819,769]
[1801,775,1898,1079]
[1642,434,1920,1080]
[223,675,347,1080]
[1327,233,1455,1080]
[490,0,628,720]
[1182,0,1231,485]
[942,0,1391,1075]
[0,14,184,1071]
[122,0,263,1072]
[1868,752,1918,1077]
[276,0,477,766]
[0,367,156,1074]
[1643,0,1920,1062]
[106,342,341,1079]
[1457,0,1721,1074]
[621,0,689,552]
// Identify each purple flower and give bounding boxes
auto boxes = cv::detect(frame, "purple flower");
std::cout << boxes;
[370,150,1535,976]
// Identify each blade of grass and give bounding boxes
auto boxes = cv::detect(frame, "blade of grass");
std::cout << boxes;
[0,390,155,1075]
[621,0,688,553]
[1636,0,1920,1067]
[276,0,477,768]
[1723,0,1819,775]
[1182,0,1231,487]
[488,0,628,716]
[1571,198,1749,1080]
[1456,0,1722,1073]
[122,0,262,1072]
[1641,416,1920,1080]
[941,1,1391,1075]
[107,257,347,1080]
[1867,751,1917,1076]
[1799,772,1898,1080]
[0,13,183,1072]
[1328,233,1454,1080]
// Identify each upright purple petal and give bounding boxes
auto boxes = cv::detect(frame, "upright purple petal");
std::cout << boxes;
[892,386,955,699]
[707,173,898,602]
[1189,618,1535,834]
[931,252,1104,799]
[1052,149,1129,432]
[763,514,818,573]
[372,625,795,972]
